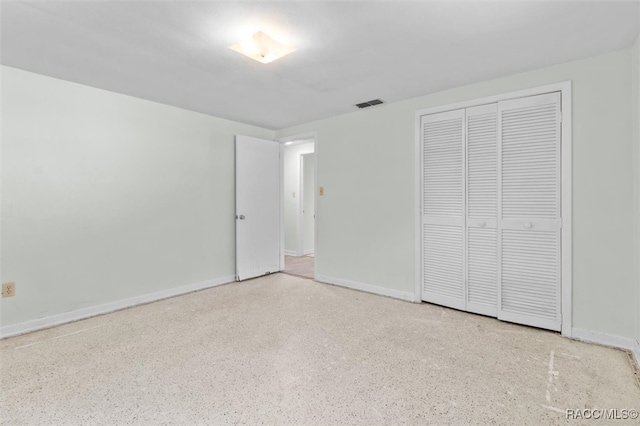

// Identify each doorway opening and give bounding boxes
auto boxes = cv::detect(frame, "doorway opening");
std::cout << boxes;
[281,138,315,279]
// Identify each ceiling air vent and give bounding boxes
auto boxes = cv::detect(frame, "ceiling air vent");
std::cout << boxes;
[356,99,384,109]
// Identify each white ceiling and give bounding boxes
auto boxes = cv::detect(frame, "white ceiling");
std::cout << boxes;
[2,1,639,129]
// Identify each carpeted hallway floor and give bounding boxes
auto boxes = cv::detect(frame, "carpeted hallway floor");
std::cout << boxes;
[1,273,638,425]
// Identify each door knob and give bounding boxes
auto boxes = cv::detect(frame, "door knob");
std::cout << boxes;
[479,221,486,227]
[237,215,245,220]
[524,222,532,229]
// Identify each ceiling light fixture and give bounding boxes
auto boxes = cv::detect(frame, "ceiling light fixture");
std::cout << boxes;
[229,31,295,64]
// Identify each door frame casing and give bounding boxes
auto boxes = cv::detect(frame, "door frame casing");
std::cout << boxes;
[300,152,316,256]
[414,81,573,337]
[277,132,318,280]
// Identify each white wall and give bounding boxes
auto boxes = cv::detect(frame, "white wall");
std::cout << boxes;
[633,35,640,344]
[1,66,274,327]
[283,141,314,254]
[277,48,637,340]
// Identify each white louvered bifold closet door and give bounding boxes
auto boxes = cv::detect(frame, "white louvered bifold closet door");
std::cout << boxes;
[466,104,498,317]
[421,109,466,310]
[497,92,562,331]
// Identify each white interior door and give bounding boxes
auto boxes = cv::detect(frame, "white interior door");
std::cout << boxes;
[466,103,498,317]
[497,92,562,331]
[421,109,466,310]
[301,153,315,255]
[235,135,281,281]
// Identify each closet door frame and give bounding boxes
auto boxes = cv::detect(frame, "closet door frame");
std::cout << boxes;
[414,81,573,337]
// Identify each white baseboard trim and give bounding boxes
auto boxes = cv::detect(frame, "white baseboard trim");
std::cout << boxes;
[0,275,236,339]
[316,274,419,303]
[572,328,640,366]
[284,250,298,256]
[303,249,314,256]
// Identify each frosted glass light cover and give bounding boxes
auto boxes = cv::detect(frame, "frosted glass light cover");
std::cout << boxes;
[229,31,295,64]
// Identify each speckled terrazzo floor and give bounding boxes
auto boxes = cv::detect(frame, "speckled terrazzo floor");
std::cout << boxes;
[1,273,639,425]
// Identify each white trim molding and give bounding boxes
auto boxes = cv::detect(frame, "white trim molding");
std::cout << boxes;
[572,328,640,367]
[317,275,419,303]
[414,81,573,337]
[0,275,235,339]
[276,132,318,145]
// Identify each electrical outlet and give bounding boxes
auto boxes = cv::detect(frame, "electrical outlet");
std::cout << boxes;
[2,282,15,298]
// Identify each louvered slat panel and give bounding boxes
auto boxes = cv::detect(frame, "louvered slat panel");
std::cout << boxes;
[421,109,465,309]
[467,111,497,218]
[498,92,562,332]
[423,116,463,217]
[465,104,498,316]
[423,224,463,301]
[501,102,559,220]
[501,230,558,320]
[467,227,497,315]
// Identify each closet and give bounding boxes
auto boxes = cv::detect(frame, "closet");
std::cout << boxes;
[420,91,563,331]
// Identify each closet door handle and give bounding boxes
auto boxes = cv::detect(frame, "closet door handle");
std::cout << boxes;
[524,222,532,229]
[478,221,486,227]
